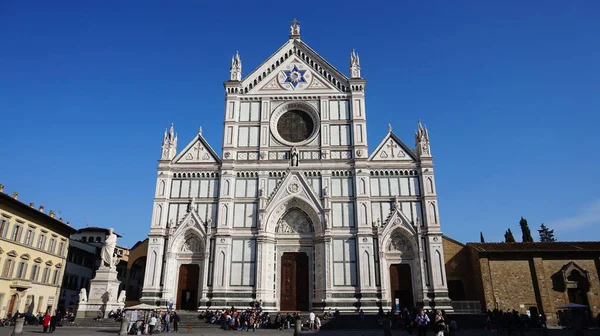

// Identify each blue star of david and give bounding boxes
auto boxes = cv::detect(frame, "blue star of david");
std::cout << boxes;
[283,65,307,88]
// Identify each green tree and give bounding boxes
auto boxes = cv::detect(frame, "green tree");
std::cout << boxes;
[480,232,485,243]
[538,223,556,242]
[520,217,534,242]
[504,229,516,242]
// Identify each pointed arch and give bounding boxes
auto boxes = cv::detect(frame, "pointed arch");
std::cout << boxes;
[360,178,366,195]
[361,203,368,225]
[217,251,226,286]
[154,205,162,226]
[362,251,371,286]
[435,249,444,285]
[221,204,229,226]
[158,180,166,196]
[429,202,437,224]
[426,178,433,194]
[265,196,323,233]
[150,250,158,286]
[223,180,230,196]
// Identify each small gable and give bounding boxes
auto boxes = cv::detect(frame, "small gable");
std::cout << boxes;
[173,133,220,164]
[369,133,417,162]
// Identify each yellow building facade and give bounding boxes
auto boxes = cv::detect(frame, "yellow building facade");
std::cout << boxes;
[0,186,76,317]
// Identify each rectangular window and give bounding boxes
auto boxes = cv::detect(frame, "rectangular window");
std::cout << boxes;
[237,126,260,147]
[233,203,257,228]
[30,264,40,282]
[2,259,14,277]
[41,267,50,283]
[330,125,350,146]
[379,178,390,196]
[371,201,393,226]
[52,270,60,285]
[331,202,355,227]
[37,234,46,250]
[230,239,256,286]
[239,102,260,121]
[180,180,190,198]
[235,179,258,198]
[331,177,354,197]
[48,237,56,254]
[11,224,23,242]
[0,217,9,237]
[15,262,28,279]
[333,238,357,286]
[409,177,421,196]
[58,241,66,256]
[24,229,34,246]
[328,101,350,120]
[370,178,380,196]
[171,180,181,198]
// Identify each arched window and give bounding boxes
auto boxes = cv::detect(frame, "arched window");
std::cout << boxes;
[81,237,87,243]
[95,237,101,243]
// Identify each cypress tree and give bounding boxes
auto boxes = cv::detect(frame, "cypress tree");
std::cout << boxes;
[504,229,516,242]
[480,232,485,243]
[520,217,534,242]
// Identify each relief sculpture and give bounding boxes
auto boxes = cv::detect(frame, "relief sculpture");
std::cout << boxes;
[276,208,313,234]
[388,233,413,252]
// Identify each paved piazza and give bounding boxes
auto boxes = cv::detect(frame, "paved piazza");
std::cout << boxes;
[1,326,598,336]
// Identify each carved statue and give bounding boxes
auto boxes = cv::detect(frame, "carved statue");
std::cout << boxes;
[101,228,117,268]
[290,18,300,36]
[79,288,87,303]
[290,147,299,167]
[276,209,312,233]
[117,290,126,304]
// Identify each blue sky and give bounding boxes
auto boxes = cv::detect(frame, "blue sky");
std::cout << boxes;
[1,1,599,247]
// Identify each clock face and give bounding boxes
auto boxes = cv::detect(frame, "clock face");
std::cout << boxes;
[276,109,314,143]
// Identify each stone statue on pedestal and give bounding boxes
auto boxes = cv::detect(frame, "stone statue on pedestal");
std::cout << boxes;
[79,288,87,302]
[101,228,117,268]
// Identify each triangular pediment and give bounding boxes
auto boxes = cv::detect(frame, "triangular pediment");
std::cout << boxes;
[173,133,221,164]
[174,210,207,237]
[369,132,417,162]
[241,39,349,95]
[264,171,324,217]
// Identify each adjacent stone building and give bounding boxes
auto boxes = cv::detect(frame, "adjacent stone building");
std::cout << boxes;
[443,237,600,324]
[141,20,452,312]
[0,185,76,317]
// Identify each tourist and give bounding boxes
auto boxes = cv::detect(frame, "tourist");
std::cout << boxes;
[415,309,430,336]
[315,316,321,330]
[163,311,171,332]
[149,314,157,335]
[42,313,51,333]
[309,311,315,330]
[434,311,446,336]
[173,311,180,332]
[49,312,57,333]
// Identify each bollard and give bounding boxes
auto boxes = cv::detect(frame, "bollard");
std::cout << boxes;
[118,317,129,336]
[11,317,25,336]
[294,317,302,336]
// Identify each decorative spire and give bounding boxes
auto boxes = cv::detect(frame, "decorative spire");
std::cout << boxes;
[229,51,242,81]
[415,120,431,158]
[160,123,178,160]
[198,126,203,136]
[169,123,175,140]
[350,49,361,78]
[289,18,300,39]
[388,123,392,133]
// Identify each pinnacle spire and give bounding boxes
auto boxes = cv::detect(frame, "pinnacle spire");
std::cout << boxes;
[229,50,242,81]
[198,126,203,135]
[350,49,361,78]
[289,18,300,39]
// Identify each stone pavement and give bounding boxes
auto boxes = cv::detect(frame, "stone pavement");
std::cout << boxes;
[0,326,598,336]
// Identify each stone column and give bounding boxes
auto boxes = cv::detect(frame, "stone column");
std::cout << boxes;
[11,317,24,336]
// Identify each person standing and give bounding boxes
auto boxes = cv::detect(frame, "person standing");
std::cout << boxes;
[49,313,57,333]
[415,309,430,336]
[42,313,51,333]
[164,311,171,332]
[173,311,179,332]
[309,311,316,330]
[149,314,157,335]
[434,311,446,336]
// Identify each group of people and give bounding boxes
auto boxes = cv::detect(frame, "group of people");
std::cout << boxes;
[202,307,271,331]
[138,310,181,335]
[379,307,457,336]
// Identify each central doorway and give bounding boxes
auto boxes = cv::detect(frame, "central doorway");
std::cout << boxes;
[390,264,414,310]
[177,264,200,311]
[280,252,309,311]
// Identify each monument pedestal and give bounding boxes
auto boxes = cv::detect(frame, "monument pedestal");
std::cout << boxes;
[76,267,124,319]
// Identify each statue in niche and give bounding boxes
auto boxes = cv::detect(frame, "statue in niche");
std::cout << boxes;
[388,233,412,252]
[117,290,126,303]
[290,147,299,167]
[276,209,312,234]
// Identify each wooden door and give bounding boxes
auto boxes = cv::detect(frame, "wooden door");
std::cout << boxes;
[176,264,200,311]
[7,294,17,316]
[280,253,309,311]
[390,264,414,310]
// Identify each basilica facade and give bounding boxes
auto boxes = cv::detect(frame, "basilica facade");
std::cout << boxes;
[141,20,452,312]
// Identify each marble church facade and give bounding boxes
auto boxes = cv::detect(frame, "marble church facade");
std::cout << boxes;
[141,20,452,312]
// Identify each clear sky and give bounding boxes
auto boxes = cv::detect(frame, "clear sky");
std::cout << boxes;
[1,1,599,247]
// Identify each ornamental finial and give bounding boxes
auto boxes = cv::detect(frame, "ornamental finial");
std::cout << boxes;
[290,18,300,39]
[388,123,392,132]
[198,126,203,135]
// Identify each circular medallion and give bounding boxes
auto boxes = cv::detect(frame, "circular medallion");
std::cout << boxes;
[287,182,300,194]
[270,102,320,146]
